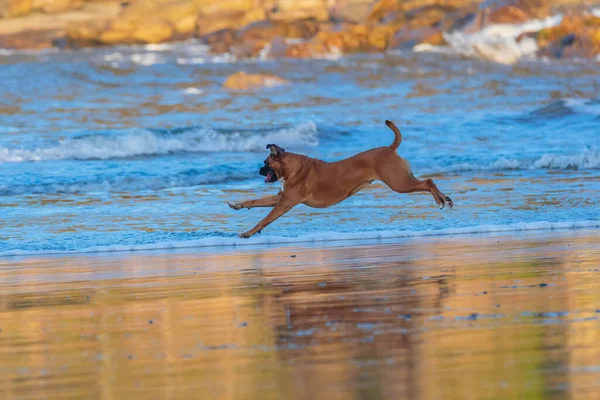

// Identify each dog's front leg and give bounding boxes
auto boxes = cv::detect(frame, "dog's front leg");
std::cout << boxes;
[229,191,282,210]
[239,200,295,238]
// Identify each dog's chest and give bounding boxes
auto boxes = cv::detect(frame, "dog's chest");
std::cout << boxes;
[279,178,285,191]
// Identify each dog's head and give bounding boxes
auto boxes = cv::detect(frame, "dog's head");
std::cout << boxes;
[259,144,286,183]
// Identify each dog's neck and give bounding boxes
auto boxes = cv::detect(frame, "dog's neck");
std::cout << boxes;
[279,177,285,191]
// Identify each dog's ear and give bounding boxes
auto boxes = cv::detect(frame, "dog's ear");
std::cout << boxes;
[266,144,285,159]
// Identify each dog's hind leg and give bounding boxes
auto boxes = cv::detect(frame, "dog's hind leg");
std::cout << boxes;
[377,158,453,209]
[386,176,452,209]
[229,192,282,210]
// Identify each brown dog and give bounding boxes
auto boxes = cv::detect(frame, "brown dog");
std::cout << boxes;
[229,120,453,238]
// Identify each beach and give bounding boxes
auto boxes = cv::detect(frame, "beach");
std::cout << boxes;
[1,1,600,398]
[2,229,600,399]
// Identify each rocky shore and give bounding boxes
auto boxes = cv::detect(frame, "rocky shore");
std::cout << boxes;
[1,0,599,64]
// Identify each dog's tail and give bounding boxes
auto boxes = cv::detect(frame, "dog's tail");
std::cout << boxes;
[385,120,402,151]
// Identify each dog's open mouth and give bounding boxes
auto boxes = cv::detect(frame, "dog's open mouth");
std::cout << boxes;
[264,171,276,183]
[259,164,278,183]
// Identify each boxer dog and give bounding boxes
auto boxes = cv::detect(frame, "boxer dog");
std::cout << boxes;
[229,120,453,238]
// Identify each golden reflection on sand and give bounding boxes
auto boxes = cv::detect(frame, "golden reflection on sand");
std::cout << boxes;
[1,231,600,399]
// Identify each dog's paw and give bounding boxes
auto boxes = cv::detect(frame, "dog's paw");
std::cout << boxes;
[445,196,453,209]
[229,202,242,210]
[238,232,251,239]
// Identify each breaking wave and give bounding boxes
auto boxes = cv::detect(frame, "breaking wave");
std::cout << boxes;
[530,98,600,118]
[414,14,563,64]
[0,122,319,163]
[419,148,600,175]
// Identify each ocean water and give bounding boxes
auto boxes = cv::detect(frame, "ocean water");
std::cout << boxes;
[1,42,599,255]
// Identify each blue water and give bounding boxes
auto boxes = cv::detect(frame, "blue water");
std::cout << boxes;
[1,43,599,255]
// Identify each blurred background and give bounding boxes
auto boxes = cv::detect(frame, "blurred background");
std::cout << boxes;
[0,0,598,58]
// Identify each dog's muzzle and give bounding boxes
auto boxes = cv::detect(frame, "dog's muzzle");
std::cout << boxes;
[259,164,278,183]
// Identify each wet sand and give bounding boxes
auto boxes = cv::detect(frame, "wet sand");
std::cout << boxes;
[1,230,600,399]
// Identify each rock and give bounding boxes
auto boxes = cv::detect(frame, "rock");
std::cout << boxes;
[66,0,203,46]
[160,0,200,36]
[202,28,237,53]
[118,0,199,37]
[65,19,109,46]
[384,2,474,50]
[536,15,600,59]
[33,0,84,14]
[68,15,174,46]
[330,0,373,23]
[239,19,319,43]
[536,15,600,47]
[129,19,173,44]
[283,39,332,58]
[1,0,87,18]
[0,1,121,46]
[196,9,266,38]
[320,24,372,53]
[222,72,290,90]
[196,11,246,38]
[0,0,33,18]
[391,25,443,49]
[405,4,458,28]
[0,28,59,49]
[367,0,403,24]
[199,0,257,16]
[229,40,269,59]
[486,5,531,24]
[281,20,415,58]
[203,19,321,58]
[269,0,329,22]
[282,23,375,58]
[367,23,399,50]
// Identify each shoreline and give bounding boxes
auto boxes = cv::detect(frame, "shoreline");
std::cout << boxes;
[2,221,599,259]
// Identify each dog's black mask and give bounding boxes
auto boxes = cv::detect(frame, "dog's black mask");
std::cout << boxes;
[259,163,278,183]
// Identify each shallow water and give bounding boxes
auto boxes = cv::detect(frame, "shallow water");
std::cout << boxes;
[1,230,600,399]
[0,42,599,254]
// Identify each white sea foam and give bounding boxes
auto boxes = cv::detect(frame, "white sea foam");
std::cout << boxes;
[130,52,164,66]
[415,14,563,64]
[0,122,319,163]
[99,42,230,67]
[258,43,272,60]
[182,87,204,95]
[2,220,598,257]
[533,149,600,170]
[101,51,166,67]
[143,43,179,52]
[176,53,236,65]
[564,98,600,116]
